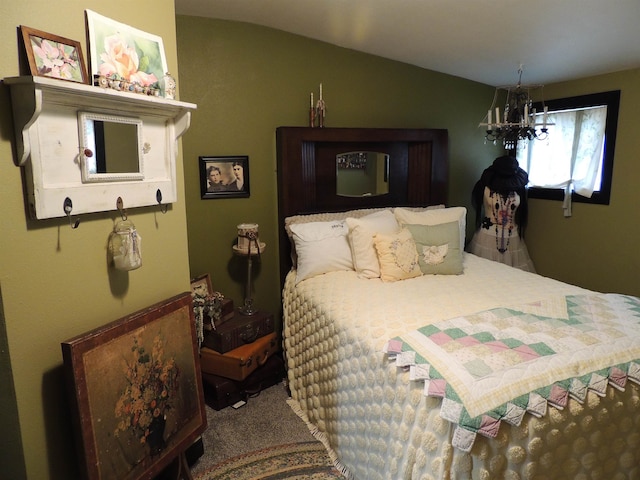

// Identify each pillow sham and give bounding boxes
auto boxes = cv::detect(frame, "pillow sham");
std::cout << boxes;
[346,210,400,279]
[285,207,391,267]
[394,206,467,249]
[289,220,353,283]
[373,228,422,282]
[405,222,463,275]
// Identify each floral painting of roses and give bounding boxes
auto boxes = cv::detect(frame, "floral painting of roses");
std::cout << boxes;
[20,26,88,83]
[62,293,206,480]
[85,9,168,89]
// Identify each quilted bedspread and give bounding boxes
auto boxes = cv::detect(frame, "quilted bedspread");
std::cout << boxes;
[283,254,640,480]
[385,293,640,452]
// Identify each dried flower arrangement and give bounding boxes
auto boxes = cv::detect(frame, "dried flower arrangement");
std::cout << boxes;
[113,334,180,453]
[192,289,225,349]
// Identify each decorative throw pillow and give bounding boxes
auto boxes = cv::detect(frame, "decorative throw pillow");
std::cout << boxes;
[289,220,354,284]
[373,228,422,282]
[394,206,467,249]
[346,210,400,279]
[405,222,463,275]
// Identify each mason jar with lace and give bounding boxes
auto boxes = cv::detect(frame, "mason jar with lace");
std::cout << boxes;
[108,219,142,271]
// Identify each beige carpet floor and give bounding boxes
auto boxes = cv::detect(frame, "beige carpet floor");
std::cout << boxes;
[189,381,322,476]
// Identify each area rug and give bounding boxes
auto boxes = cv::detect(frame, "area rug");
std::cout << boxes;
[194,441,347,480]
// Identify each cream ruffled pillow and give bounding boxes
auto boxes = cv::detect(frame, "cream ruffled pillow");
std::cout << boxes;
[346,210,400,279]
[373,228,422,282]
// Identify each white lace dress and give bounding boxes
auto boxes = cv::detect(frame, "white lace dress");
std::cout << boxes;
[468,187,536,272]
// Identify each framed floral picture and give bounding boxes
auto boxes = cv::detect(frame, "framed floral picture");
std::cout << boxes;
[190,273,213,298]
[61,292,206,479]
[85,10,168,91]
[20,26,88,83]
[190,274,227,348]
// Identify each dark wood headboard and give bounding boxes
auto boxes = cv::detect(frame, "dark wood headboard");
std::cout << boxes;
[276,126,449,285]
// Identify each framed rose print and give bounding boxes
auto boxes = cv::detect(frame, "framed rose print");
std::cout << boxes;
[20,26,88,83]
[61,292,206,479]
[85,10,168,90]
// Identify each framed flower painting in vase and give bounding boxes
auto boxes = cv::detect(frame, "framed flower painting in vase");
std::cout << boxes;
[61,292,206,479]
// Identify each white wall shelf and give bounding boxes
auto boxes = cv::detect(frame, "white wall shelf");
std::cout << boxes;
[4,75,197,219]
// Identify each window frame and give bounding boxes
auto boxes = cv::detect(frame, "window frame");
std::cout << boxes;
[525,90,620,205]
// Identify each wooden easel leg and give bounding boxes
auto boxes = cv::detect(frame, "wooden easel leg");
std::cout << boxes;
[177,451,193,480]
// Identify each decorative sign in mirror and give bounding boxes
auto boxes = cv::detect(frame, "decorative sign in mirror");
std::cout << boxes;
[78,112,144,183]
[336,151,389,197]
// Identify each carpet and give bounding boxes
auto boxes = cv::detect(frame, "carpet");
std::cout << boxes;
[194,441,347,480]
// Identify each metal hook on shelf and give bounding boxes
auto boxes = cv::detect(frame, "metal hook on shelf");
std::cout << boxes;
[156,189,168,214]
[116,196,127,220]
[63,197,80,229]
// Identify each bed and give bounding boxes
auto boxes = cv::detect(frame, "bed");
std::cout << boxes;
[276,127,640,479]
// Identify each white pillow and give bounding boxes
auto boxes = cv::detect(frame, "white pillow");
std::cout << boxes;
[346,210,400,279]
[394,206,467,249]
[284,207,390,267]
[289,220,353,283]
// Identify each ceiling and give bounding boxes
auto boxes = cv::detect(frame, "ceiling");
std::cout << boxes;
[174,0,640,87]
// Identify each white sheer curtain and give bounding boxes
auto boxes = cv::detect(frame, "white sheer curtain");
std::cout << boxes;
[518,106,607,216]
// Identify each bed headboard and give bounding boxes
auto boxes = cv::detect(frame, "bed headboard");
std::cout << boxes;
[276,126,449,285]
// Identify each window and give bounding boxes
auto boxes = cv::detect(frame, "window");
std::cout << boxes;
[516,91,620,214]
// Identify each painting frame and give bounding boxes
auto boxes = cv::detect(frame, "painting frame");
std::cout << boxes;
[19,25,88,84]
[200,155,250,199]
[61,292,206,480]
[85,9,168,90]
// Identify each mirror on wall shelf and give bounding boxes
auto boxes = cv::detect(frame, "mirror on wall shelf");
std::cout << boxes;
[336,151,390,197]
[78,112,144,183]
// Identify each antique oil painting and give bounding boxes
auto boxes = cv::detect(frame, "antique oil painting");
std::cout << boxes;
[62,293,206,479]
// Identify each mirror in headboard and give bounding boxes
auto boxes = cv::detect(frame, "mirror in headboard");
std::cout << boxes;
[336,151,389,197]
[276,126,449,284]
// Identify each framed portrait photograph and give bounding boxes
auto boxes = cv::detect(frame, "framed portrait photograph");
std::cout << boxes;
[61,292,206,480]
[200,155,250,199]
[20,25,88,83]
[85,9,168,90]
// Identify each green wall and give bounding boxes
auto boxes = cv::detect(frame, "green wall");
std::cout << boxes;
[2,6,636,479]
[526,69,640,296]
[176,16,500,319]
[0,2,190,478]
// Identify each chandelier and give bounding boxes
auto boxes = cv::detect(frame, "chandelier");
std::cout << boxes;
[479,67,552,150]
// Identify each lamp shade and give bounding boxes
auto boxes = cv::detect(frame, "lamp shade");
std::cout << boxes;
[235,223,265,255]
